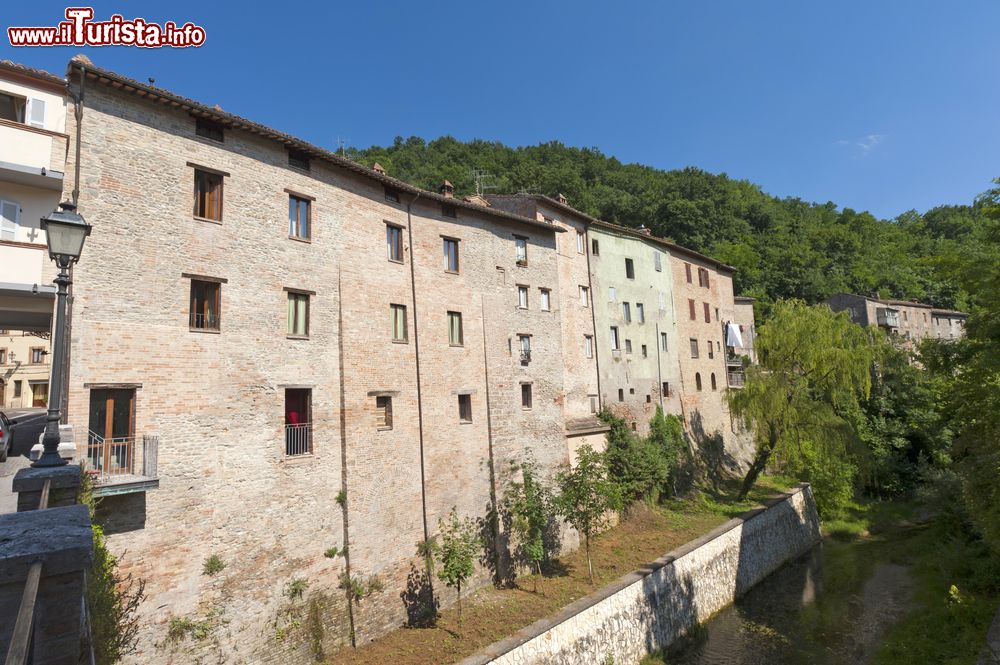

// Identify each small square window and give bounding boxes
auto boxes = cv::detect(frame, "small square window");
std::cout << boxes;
[589,395,599,413]
[288,150,310,171]
[385,187,401,204]
[189,280,221,331]
[195,117,224,142]
[641,344,648,358]
[630,388,635,395]
[662,382,670,397]
[442,203,457,219]
[376,395,393,429]
[458,394,473,422]
[30,347,45,364]
[521,383,533,410]
[646,394,651,403]
[287,291,310,338]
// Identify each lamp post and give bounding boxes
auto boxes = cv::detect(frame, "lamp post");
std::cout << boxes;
[33,202,91,468]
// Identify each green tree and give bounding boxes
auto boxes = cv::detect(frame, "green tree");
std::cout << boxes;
[435,509,479,626]
[647,407,688,495]
[503,454,551,590]
[553,445,623,583]
[729,300,879,511]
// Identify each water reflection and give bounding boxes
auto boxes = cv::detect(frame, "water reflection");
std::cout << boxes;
[660,540,914,665]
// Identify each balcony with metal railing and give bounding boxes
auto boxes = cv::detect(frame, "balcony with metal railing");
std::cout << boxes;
[284,423,312,457]
[86,431,159,496]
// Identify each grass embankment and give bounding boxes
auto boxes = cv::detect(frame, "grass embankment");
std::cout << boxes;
[327,476,796,665]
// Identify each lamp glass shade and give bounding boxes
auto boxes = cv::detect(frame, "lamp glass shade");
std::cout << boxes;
[41,204,91,262]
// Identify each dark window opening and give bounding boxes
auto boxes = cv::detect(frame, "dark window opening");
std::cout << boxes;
[284,388,312,456]
[189,280,221,330]
[195,117,224,142]
[193,169,223,221]
[288,150,311,171]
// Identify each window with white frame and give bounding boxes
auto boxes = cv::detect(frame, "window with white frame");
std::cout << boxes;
[515,236,528,265]
[579,285,589,306]
[654,251,662,272]
[584,335,593,358]
[0,200,19,241]
[576,231,584,254]
[539,288,551,311]
[518,285,529,309]
[608,286,616,302]
[636,302,645,323]
[610,326,620,350]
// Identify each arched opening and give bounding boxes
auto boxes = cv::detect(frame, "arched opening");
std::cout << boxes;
[695,372,702,391]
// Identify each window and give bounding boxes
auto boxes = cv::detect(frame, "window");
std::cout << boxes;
[376,396,393,429]
[195,117,224,142]
[30,382,48,407]
[662,382,670,397]
[661,332,668,351]
[540,288,551,311]
[704,302,711,323]
[189,280,221,331]
[630,388,635,395]
[288,195,311,240]
[711,373,717,390]
[589,395,599,413]
[707,341,714,359]
[579,286,589,306]
[515,236,528,265]
[623,302,631,323]
[448,311,463,346]
[518,286,529,309]
[458,394,473,422]
[386,224,404,262]
[576,231,585,254]
[903,311,908,322]
[391,304,407,342]
[625,258,635,279]
[592,238,600,255]
[696,373,703,391]
[610,326,620,351]
[193,169,223,221]
[284,388,312,456]
[641,344,648,358]
[385,187,401,204]
[688,299,696,320]
[658,291,666,312]
[287,292,310,337]
[288,150,311,171]
[698,268,710,288]
[0,92,26,123]
[609,287,617,302]
[690,338,699,358]
[584,335,594,359]
[443,238,460,273]
[519,335,531,362]
[636,303,645,323]
[0,348,5,365]
[625,339,633,354]
[646,394,652,403]
[685,263,692,283]
[715,307,720,322]
[521,383,533,410]
[442,203,457,219]
[13,380,21,398]
[654,251,662,272]
[30,347,45,364]
[618,388,624,402]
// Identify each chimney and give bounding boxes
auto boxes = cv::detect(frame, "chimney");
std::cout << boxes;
[439,179,454,198]
[638,224,652,236]
[556,193,568,205]
[372,162,386,175]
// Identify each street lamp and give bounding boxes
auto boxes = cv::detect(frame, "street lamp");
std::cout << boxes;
[33,202,91,467]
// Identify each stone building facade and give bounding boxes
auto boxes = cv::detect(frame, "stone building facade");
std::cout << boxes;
[58,56,588,664]
[827,293,967,347]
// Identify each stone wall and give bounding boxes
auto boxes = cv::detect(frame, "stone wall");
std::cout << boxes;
[459,483,821,665]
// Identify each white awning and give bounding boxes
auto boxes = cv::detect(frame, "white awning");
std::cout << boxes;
[726,322,744,348]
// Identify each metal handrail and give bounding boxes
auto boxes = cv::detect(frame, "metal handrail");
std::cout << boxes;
[284,423,312,457]
[5,478,51,665]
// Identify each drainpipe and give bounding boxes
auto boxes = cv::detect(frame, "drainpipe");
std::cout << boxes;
[655,321,663,412]
[335,269,356,646]
[405,193,432,572]
[480,295,504,583]
[62,63,86,425]
[583,225,602,409]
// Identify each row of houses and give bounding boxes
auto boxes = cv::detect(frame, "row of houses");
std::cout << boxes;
[0,54,957,663]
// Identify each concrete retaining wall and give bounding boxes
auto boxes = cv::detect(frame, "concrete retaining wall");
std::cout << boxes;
[460,483,821,665]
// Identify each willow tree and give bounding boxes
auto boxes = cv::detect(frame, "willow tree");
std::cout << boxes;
[730,300,880,505]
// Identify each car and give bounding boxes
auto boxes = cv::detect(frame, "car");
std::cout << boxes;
[0,411,12,462]
[1,408,49,460]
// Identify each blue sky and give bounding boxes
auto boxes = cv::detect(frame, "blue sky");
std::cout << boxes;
[3,1,998,219]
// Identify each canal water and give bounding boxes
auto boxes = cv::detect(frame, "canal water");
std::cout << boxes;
[651,533,918,665]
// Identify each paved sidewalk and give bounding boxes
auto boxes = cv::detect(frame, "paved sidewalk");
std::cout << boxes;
[0,454,31,514]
